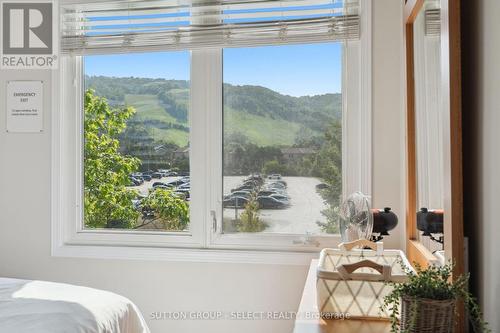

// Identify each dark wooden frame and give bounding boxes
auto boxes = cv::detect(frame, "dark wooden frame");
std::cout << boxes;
[404,0,464,331]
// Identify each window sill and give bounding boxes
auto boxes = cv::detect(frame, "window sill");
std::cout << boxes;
[51,243,319,265]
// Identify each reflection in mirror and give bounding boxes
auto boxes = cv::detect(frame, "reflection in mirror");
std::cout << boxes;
[413,0,444,256]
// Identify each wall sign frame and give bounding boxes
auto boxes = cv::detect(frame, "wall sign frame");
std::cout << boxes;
[6,80,44,133]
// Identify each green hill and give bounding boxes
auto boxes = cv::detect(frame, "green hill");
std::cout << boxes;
[125,94,178,124]
[85,76,341,147]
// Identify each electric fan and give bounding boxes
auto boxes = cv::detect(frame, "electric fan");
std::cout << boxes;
[339,192,374,242]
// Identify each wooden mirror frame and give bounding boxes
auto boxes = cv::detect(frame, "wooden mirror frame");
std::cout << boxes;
[404,0,464,276]
[405,2,464,330]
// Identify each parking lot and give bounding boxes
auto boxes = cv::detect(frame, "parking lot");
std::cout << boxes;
[133,176,186,197]
[131,175,328,234]
[223,176,327,234]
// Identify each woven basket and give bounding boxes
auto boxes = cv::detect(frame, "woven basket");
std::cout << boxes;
[316,241,414,320]
[400,296,456,333]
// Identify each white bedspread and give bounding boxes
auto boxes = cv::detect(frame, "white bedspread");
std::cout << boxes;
[0,278,150,333]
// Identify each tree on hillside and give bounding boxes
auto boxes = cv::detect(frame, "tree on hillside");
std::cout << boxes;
[261,159,288,175]
[224,132,285,176]
[84,90,141,229]
[158,91,188,122]
[119,122,154,161]
[314,121,343,233]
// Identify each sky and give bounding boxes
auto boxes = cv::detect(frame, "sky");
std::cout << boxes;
[84,43,342,97]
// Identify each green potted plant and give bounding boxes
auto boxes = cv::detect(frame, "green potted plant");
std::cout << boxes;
[382,263,490,333]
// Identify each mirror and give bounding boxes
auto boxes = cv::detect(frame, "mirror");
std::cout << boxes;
[413,0,444,259]
[404,0,463,273]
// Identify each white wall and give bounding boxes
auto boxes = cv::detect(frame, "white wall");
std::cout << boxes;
[372,0,406,249]
[0,1,404,332]
[463,0,500,331]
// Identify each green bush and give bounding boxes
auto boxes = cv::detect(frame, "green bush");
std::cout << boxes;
[84,90,141,229]
[261,159,287,175]
[141,189,189,231]
[237,195,266,232]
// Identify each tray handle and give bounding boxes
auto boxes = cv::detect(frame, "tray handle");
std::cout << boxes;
[337,259,392,280]
[339,239,382,252]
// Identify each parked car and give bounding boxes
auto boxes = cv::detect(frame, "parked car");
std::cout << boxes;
[141,174,152,181]
[152,184,172,191]
[231,184,255,192]
[132,173,152,182]
[151,172,163,179]
[316,183,329,190]
[223,196,249,208]
[261,186,287,195]
[267,182,286,189]
[257,196,288,209]
[267,174,282,180]
[166,179,187,187]
[177,182,190,190]
[224,191,252,200]
[265,186,285,193]
[231,190,252,197]
[245,174,263,184]
[269,194,290,204]
[177,171,190,177]
[129,176,143,186]
[272,179,287,187]
[243,180,260,187]
[257,190,280,197]
[152,182,173,188]
[175,188,190,200]
[141,172,153,180]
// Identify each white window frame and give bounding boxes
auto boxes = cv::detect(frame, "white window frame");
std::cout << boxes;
[51,0,372,264]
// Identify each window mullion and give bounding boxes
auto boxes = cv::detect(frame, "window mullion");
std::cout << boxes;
[191,48,223,248]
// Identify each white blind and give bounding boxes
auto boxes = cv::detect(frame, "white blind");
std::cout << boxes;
[61,0,360,55]
[425,8,440,36]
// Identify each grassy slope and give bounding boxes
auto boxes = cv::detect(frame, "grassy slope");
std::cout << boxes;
[125,94,189,146]
[123,94,306,147]
[224,107,302,146]
[151,128,189,147]
[125,94,179,124]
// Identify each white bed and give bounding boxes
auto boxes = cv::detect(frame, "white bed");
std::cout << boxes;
[0,277,150,333]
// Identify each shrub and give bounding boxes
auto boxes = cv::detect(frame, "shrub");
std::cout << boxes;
[237,194,266,232]
[140,189,189,231]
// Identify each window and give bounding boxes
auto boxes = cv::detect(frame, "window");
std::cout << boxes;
[52,0,371,262]
[83,52,191,232]
[222,44,343,236]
